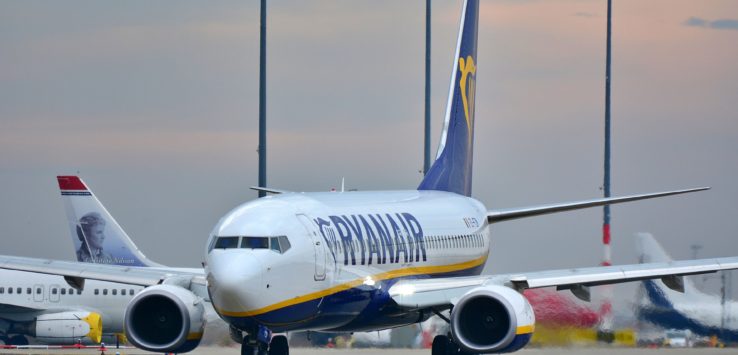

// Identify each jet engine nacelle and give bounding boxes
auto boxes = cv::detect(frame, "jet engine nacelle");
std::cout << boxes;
[450,285,535,353]
[124,284,205,353]
[33,311,102,344]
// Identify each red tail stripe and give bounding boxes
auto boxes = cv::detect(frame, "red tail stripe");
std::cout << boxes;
[57,176,88,191]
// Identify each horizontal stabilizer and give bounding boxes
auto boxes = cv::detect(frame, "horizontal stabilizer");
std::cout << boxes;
[249,186,290,195]
[486,187,708,223]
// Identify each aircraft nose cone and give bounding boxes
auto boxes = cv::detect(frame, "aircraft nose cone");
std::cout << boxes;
[207,252,263,315]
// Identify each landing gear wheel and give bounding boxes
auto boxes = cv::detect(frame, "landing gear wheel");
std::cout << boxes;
[242,343,262,355]
[432,335,459,355]
[269,335,289,355]
[241,336,258,355]
[8,335,28,346]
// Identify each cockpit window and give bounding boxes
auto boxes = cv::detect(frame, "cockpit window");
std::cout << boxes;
[241,237,269,249]
[209,235,291,253]
[278,236,291,253]
[214,236,240,249]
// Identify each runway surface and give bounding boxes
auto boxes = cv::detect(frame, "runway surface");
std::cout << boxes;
[0,347,736,355]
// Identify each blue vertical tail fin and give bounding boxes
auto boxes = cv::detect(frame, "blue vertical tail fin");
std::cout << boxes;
[418,0,479,197]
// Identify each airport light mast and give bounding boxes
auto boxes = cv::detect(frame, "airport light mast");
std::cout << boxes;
[423,0,432,175]
[602,0,613,269]
[258,0,267,197]
[600,0,614,331]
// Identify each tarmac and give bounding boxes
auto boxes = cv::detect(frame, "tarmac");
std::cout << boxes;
[0,347,737,355]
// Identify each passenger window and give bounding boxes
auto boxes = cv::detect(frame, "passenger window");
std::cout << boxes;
[122,289,127,296]
[0,287,4,294]
[69,288,74,295]
[61,288,66,295]
[94,289,99,295]
[77,289,82,295]
[36,288,42,294]
[112,289,117,296]
[51,288,56,295]
[16,288,21,294]
[103,289,108,296]
[26,288,31,294]
[130,289,135,295]
[214,236,240,249]
[8,288,13,294]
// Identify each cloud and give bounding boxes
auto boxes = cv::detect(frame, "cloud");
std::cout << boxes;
[685,17,738,31]
[711,19,738,31]
[684,17,708,27]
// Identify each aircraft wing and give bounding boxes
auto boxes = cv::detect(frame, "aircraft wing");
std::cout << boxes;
[486,187,708,223]
[389,256,738,309]
[0,255,202,287]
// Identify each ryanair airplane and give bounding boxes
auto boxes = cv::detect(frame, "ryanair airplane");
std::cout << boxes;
[1,1,737,354]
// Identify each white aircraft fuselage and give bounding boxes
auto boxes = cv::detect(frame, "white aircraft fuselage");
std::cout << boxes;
[0,269,142,343]
[207,190,490,333]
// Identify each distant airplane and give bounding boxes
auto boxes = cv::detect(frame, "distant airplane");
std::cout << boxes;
[0,177,207,347]
[636,233,738,343]
[1,1,737,355]
[0,261,141,345]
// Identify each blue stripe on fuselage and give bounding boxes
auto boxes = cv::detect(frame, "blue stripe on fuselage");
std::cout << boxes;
[222,261,485,333]
[640,280,738,343]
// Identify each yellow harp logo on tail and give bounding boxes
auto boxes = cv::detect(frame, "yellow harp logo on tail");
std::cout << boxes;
[458,56,476,141]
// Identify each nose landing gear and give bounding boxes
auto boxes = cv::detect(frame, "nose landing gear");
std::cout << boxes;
[240,326,289,355]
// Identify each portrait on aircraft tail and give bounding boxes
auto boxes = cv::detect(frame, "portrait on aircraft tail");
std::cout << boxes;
[76,212,114,263]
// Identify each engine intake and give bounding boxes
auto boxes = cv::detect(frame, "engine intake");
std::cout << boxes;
[125,285,205,353]
[451,285,535,353]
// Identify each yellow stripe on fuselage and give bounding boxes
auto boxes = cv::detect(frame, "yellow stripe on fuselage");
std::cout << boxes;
[516,324,535,335]
[216,255,488,317]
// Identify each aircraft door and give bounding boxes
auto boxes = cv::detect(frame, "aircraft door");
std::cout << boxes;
[33,284,43,302]
[296,214,326,281]
[49,284,60,302]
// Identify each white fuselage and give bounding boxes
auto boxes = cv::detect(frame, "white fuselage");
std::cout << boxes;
[0,269,143,334]
[205,190,491,333]
[0,266,213,343]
